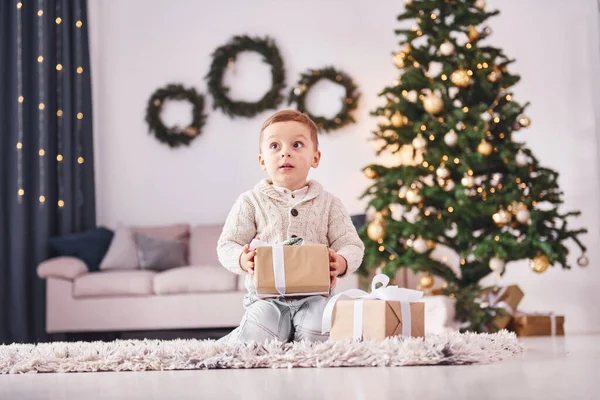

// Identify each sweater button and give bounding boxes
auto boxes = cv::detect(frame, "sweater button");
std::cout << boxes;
[291,208,299,217]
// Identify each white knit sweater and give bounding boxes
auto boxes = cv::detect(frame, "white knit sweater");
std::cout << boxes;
[217,179,365,295]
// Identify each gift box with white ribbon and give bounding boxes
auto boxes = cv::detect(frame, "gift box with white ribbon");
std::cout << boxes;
[251,239,330,298]
[322,274,425,341]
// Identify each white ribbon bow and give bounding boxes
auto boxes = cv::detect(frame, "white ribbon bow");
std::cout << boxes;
[250,239,289,295]
[486,286,515,316]
[321,274,423,340]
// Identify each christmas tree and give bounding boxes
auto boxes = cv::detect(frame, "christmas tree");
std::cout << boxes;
[359,0,588,332]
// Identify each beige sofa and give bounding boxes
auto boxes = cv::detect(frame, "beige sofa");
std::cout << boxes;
[37,224,358,334]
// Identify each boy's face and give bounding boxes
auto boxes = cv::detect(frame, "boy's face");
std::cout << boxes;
[258,121,321,190]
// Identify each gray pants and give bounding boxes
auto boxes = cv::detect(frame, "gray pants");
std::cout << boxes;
[220,294,330,344]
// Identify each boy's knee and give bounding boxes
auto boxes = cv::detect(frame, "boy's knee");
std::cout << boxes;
[238,301,292,343]
[293,296,329,342]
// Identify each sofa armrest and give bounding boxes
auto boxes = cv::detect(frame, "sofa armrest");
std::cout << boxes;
[37,257,88,281]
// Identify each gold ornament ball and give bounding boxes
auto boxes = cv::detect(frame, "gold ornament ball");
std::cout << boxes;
[419,274,435,289]
[393,53,406,69]
[492,209,512,227]
[519,115,531,128]
[367,219,386,241]
[402,44,412,54]
[436,164,451,179]
[391,112,408,128]
[530,255,550,274]
[405,188,423,204]
[423,93,444,114]
[477,139,493,156]
[468,25,480,41]
[577,255,589,267]
[364,167,378,179]
[487,69,501,83]
[451,69,472,88]
[509,201,528,215]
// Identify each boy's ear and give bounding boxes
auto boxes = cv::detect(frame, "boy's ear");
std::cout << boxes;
[258,154,266,170]
[311,150,321,168]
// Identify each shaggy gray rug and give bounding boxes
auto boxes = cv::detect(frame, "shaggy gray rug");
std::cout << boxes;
[0,331,522,374]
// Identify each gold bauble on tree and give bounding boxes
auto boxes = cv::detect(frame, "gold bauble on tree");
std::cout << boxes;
[518,115,531,128]
[423,93,444,114]
[487,67,502,83]
[405,188,423,204]
[492,208,512,227]
[364,167,378,179]
[367,217,386,242]
[419,273,434,289]
[477,139,493,156]
[467,25,480,41]
[393,52,406,69]
[451,69,472,88]
[402,44,412,54]
[391,112,409,128]
[530,254,550,274]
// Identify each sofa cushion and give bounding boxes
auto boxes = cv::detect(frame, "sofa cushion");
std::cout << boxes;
[189,224,223,266]
[100,224,190,271]
[73,270,155,298]
[153,265,237,295]
[48,227,114,272]
[134,233,187,271]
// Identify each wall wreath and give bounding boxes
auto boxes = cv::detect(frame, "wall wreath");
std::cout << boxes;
[145,84,207,148]
[288,67,360,132]
[206,35,285,118]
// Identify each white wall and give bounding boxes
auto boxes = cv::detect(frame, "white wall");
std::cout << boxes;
[88,0,600,333]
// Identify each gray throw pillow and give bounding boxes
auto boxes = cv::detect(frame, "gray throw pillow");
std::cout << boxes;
[134,233,187,271]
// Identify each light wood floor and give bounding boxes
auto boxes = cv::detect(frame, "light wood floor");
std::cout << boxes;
[1,334,598,400]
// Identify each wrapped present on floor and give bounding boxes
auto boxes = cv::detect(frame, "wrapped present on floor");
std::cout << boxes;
[484,284,525,331]
[251,238,330,298]
[508,312,565,337]
[322,274,425,341]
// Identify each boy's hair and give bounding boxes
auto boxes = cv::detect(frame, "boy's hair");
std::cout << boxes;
[260,109,319,151]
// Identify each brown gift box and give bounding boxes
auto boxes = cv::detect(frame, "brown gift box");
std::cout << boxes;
[487,285,524,330]
[508,314,565,337]
[254,244,330,297]
[330,299,425,341]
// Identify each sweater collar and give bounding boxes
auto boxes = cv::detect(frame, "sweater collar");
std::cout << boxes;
[255,179,322,203]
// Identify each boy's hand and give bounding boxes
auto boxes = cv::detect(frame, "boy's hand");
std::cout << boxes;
[240,244,256,275]
[328,249,347,289]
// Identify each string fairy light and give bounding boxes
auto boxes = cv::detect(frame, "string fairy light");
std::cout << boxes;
[37,0,46,205]
[16,0,24,202]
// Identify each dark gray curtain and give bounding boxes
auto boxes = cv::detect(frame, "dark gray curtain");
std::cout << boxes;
[0,0,96,344]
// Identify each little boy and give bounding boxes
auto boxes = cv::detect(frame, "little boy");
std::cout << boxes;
[217,110,364,343]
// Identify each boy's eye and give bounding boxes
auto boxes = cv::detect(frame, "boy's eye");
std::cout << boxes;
[269,143,280,149]
[293,142,304,148]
